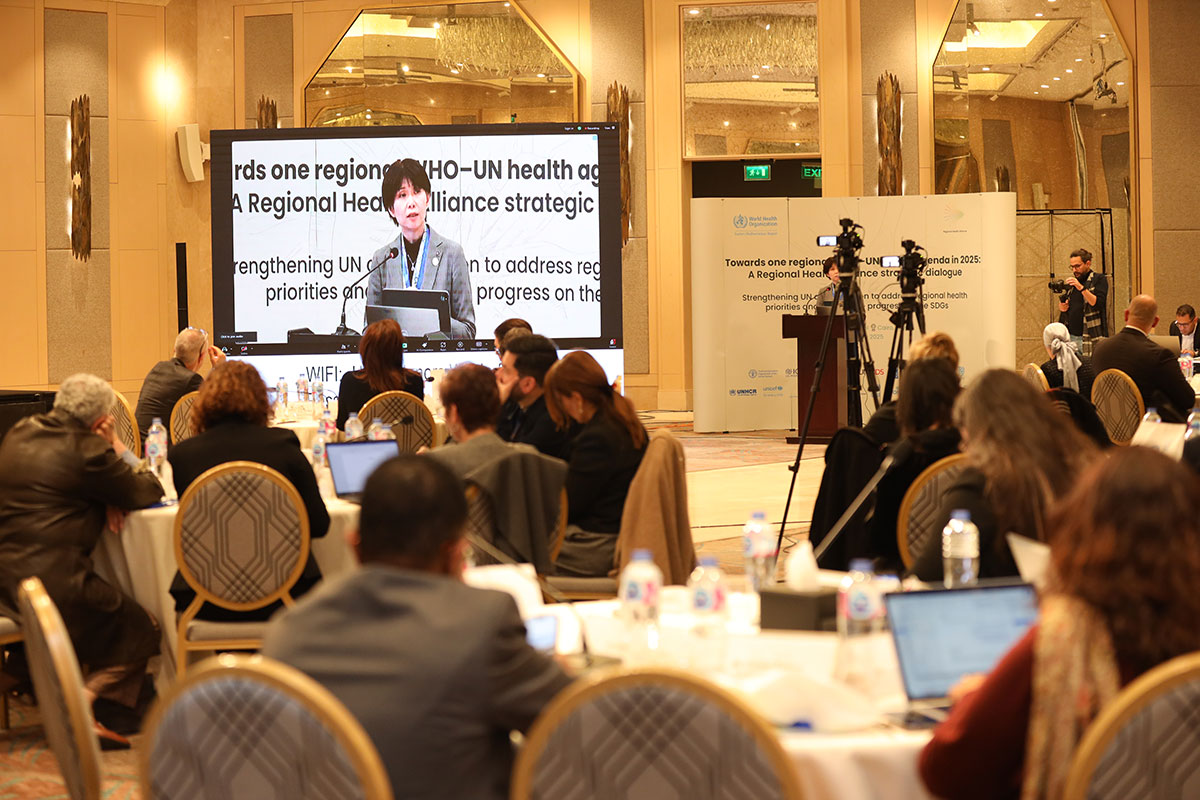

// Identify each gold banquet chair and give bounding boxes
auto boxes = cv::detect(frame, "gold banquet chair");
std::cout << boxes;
[357,391,435,453]
[0,616,22,730]
[1064,652,1200,800]
[511,668,802,800]
[897,453,969,569]
[141,654,392,800]
[111,389,140,457]
[16,577,102,800]
[173,462,310,677]
[169,390,200,445]
[1091,369,1144,446]
[1022,363,1050,392]
[464,483,568,571]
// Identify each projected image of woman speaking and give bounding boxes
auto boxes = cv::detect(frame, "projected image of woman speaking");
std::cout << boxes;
[365,158,476,339]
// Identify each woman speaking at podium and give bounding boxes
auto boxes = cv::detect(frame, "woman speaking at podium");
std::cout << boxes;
[364,158,476,339]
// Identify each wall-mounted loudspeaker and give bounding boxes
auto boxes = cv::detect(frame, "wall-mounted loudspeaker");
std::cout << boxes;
[176,124,211,183]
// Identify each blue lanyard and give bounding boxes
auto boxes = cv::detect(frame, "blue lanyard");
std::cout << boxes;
[404,228,430,289]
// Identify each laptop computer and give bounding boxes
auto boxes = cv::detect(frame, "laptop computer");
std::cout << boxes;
[325,440,401,503]
[367,288,452,338]
[884,584,1038,723]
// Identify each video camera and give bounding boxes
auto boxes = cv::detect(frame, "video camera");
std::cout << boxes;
[882,239,926,302]
[816,218,864,286]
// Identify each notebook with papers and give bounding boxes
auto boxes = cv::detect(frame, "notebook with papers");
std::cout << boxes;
[325,440,401,502]
[884,584,1038,720]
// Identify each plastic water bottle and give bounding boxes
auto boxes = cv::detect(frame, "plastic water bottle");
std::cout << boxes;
[741,511,775,592]
[276,378,288,410]
[942,509,980,589]
[620,549,663,663]
[688,556,728,671]
[320,409,336,439]
[296,374,310,403]
[1186,418,1200,444]
[835,559,884,691]
[311,378,324,419]
[345,412,364,440]
[145,418,166,467]
[1143,407,1162,424]
[379,423,395,441]
[1180,354,1194,380]
[311,430,327,467]
[366,417,384,440]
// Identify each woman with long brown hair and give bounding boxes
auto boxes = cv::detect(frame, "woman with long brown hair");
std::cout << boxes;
[337,319,425,430]
[920,447,1200,800]
[543,351,647,577]
[910,368,1096,581]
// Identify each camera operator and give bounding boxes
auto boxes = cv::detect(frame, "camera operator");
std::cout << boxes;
[1055,248,1108,352]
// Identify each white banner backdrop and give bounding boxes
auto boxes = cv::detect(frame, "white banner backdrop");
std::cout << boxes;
[692,193,1017,433]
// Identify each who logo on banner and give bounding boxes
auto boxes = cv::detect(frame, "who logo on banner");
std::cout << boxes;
[733,214,748,229]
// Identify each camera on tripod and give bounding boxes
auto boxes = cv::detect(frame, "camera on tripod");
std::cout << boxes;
[882,239,926,301]
[816,218,864,285]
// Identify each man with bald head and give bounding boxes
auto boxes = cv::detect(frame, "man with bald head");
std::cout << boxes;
[1093,295,1195,421]
[134,327,226,445]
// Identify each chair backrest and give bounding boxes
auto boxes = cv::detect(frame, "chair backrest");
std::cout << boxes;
[1022,363,1050,392]
[357,391,434,454]
[550,487,568,563]
[614,431,696,584]
[1064,651,1200,800]
[173,461,310,613]
[111,389,140,456]
[170,390,200,444]
[141,654,393,800]
[1091,368,1144,446]
[16,578,101,800]
[511,667,802,800]
[897,453,970,568]
[462,451,568,574]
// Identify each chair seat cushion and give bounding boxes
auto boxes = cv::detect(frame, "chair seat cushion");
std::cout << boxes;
[185,619,268,642]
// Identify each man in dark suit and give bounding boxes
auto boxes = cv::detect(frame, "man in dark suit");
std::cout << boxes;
[1093,294,1195,422]
[133,327,225,445]
[495,332,577,460]
[262,456,572,800]
[1168,303,1197,357]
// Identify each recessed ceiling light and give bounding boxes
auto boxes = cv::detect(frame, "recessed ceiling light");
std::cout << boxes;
[365,113,372,119]
[450,68,459,74]
[345,66,353,72]
[336,112,341,116]
[1041,84,1050,88]
[324,89,329,95]
[1053,76,1060,81]
[432,21,440,29]
[688,8,699,14]
[549,89,557,94]
[366,108,371,112]
[430,98,435,104]
[982,66,990,71]
[789,122,796,128]
[1066,69,1073,73]
[765,23,771,30]
[1099,33,1106,38]
[537,73,546,78]
[959,135,966,139]
[752,74,760,79]
[1034,12,1043,16]
[401,64,409,73]
[1117,81,1125,86]
[723,120,730,127]
[1034,91,1039,94]
[761,65,770,70]
[1076,58,1083,62]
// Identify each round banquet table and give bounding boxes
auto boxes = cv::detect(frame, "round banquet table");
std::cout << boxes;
[273,416,447,449]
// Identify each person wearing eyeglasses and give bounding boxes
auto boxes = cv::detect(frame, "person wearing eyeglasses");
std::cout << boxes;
[1169,303,1198,357]
[134,327,226,447]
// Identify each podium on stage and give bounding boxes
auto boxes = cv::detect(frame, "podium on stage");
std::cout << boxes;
[782,314,848,443]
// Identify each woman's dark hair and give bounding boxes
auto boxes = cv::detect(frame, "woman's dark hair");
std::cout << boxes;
[191,361,270,432]
[356,319,420,394]
[544,351,646,448]
[494,318,532,352]
[381,158,432,226]
[896,358,959,438]
[439,363,500,433]
[954,369,1096,542]
[1049,447,1200,673]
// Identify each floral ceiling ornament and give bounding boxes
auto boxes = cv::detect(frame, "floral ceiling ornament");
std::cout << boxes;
[435,17,564,77]
[684,15,817,74]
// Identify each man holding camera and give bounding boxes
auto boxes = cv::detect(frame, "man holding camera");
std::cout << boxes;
[1056,248,1108,353]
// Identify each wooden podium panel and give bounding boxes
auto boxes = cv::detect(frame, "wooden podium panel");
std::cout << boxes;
[782,314,847,442]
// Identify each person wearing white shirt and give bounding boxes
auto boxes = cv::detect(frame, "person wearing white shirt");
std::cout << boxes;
[1169,303,1197,356]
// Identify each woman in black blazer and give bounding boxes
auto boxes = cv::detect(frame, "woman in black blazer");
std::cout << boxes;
[543,351,647,577]
[337,319,424,431]
[168,361,330,621]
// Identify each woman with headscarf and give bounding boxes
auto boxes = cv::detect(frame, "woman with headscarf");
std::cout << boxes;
[1040,321,1096,400]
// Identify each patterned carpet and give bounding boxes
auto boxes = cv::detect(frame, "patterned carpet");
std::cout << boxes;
[0,698,140,799]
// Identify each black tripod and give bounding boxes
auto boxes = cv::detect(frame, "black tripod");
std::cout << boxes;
[881,241,928,403]
[774,219,881,557]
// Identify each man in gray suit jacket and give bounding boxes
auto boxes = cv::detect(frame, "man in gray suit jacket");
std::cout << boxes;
[133,327,225,445]
[364,158,475,339]
[262,455,571,800]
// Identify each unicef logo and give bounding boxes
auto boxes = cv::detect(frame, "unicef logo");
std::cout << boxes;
[748,369,758,378]
[733,214,748,229]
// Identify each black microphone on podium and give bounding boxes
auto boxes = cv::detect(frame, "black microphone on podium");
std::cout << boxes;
[333,247,399,337]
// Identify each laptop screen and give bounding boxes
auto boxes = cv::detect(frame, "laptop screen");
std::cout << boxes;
[326,440,401,498]
[885,584,1039,701]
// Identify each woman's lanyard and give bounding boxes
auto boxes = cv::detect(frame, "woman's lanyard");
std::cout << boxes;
[403,228,430,289]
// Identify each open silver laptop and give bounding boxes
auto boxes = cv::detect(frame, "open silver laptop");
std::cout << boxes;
[325,440,401,503]
[884,584,1038,722]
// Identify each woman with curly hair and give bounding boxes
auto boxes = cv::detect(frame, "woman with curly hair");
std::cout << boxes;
[168,360,330,620]
[920,447,1200,800]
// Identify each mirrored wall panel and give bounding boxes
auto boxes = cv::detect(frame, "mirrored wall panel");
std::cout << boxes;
[304,2,577,128]
[682,2,818,158]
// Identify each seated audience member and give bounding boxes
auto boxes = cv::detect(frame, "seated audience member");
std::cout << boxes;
[495,332,577,460]
[0,373,163,748]
[910,369,1095,583]
[1169,303,1197,356]
[262,456,572,799]
[493,317,532,358]
[865,358,962,570]
[1040,322,1096,400]
[427,363,530,478]
[544,351,648,577]
[862,331,960,446]
[337,319,424,431]
[919,447,1200,800]
[1093,294,1195,422]
[135,327,226,445]
[168,361,330,620]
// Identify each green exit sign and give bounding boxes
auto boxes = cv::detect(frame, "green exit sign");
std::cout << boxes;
[803,165,822,179]
[744,164,771,181]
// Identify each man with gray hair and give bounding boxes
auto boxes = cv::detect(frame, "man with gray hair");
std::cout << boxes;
[134,327,226,446]
[0,373,164,749]
[1094,294,1195,422]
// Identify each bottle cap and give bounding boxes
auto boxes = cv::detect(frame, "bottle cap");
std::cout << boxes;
[632,549,652,561]
[699,556,718,567]
[373,418,383,424]
[950,509,970,521]
[348,412,358,418]
[1148,407,1158,414]
[848,558,873,573]
[151,417,162,424]
[751,510,766,520]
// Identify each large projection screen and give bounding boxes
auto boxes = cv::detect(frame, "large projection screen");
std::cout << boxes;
[209,122,624,389]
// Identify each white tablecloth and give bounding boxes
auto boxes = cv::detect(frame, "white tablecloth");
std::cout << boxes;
[274,417,447,449]
[92,499,361,685]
